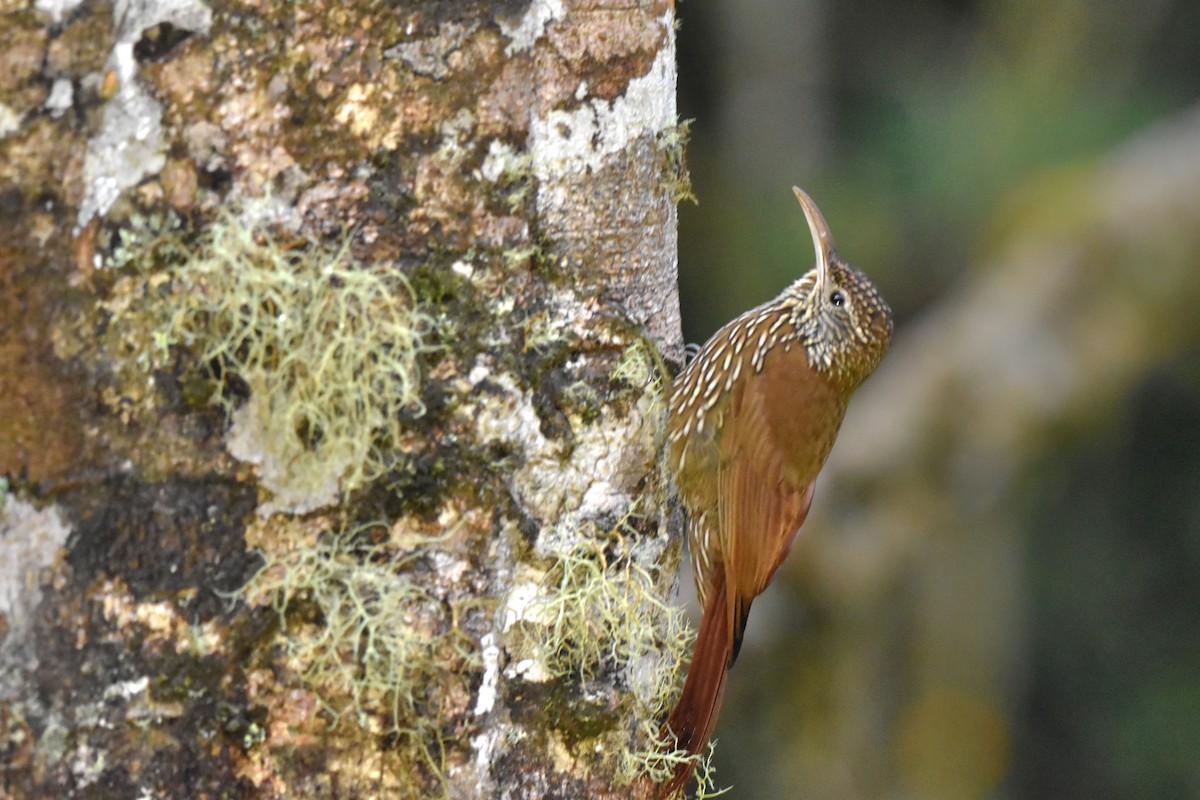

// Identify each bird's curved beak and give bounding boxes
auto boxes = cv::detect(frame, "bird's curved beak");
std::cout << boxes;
[793,186,836,298]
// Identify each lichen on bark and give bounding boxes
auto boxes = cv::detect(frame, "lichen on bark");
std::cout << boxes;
[0,0,687,797]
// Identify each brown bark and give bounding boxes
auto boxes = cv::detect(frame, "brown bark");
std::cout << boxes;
[0,0,685,797]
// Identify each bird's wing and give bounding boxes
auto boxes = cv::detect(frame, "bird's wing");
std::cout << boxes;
[717,348,822,662]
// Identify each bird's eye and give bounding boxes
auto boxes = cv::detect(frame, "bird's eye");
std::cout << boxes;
[830,290,846,307]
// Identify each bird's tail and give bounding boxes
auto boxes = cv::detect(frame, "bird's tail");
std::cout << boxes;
[657,570,733,799]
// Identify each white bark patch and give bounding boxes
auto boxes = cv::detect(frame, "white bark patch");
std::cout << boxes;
[473,632,501,716]
[507,656,550,682]
[479,139,519,183]
[0,103,20,138]
[498,0,564,55]
[34,0,85,22]
[529,13,676,185]
[45,78,74,118]
[112,0,212,41]
[77,0,213,231]
[0,495,71,667]
[467,276,663,543]
[104,676,150,701]
[471,363,655,526]
[500,580,544,631]
[467,728,501,796]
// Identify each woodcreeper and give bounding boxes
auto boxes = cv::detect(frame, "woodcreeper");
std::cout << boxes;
[657,187,893,797]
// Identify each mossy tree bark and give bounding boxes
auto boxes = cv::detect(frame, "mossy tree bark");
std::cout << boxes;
[0,1,685,798]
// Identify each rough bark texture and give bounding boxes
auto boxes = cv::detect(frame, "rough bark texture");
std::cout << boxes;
[0,0,685,798]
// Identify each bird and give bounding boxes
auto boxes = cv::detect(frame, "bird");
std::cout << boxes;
[656,187,893,798]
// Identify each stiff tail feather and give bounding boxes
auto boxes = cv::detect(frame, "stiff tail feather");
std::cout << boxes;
[656,570,734,799]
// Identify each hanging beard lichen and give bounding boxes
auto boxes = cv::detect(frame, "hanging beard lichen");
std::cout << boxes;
[101,205,435,514]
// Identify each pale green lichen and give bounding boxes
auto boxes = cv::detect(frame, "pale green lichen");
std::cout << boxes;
[513,511,729,793]
[239,520,477,792]
[657,118,697,207]
[103,205,435,511]
[529,526,686,685]
[625,735,728,799]
[690,743,731,799]
[611,335,670,404]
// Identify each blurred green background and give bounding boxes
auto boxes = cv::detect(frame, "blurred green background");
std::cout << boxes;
[673,1,1200,798]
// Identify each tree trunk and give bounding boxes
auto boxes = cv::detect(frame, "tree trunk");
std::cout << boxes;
[0,0,685,797]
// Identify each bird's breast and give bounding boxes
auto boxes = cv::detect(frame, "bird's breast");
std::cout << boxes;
[748,341,849,483]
